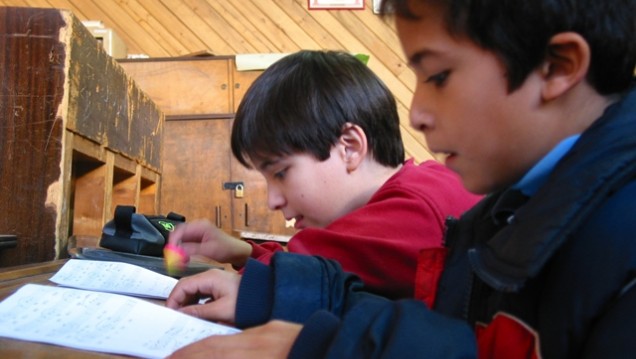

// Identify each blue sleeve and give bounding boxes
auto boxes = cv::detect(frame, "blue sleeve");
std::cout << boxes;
[287,311,341,359]
[235,258,275,328]
[236,253,477,358]
[235,252,366,328]
[290,298,477,359]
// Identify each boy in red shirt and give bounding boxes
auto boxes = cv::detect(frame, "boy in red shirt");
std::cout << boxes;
[168,50,480,300]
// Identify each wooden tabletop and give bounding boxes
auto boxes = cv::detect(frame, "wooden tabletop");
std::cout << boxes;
[0,260,66,300]
[0,260,141,358]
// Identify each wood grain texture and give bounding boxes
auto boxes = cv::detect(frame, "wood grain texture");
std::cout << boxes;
[159,117,233,231]
[64,11,163,169]
[0,7,163,266]
[119,57,233,115]
[0,7,67,267]
[0,0,438,162]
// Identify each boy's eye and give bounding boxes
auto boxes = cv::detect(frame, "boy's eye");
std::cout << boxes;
[425,70,450,87]
[273,168,287,180]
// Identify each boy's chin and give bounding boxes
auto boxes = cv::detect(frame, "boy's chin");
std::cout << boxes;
[460,176,495,195]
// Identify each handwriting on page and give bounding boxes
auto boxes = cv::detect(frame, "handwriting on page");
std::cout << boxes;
[0,284,240,359]
[50,259,178,299]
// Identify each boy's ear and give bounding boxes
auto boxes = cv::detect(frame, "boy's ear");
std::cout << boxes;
[540,32,591,101]
[338,123,368,173]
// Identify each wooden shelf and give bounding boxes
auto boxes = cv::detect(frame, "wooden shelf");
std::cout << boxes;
[0,7,164,267]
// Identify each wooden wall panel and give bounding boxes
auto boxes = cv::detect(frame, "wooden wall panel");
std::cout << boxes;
[0,0,438,161]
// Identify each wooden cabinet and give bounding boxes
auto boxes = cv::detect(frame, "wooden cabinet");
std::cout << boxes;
[0,7,163,267]
[119,57,296,239]
[116,59,233,114]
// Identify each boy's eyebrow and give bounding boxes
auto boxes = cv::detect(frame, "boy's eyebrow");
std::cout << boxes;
[407,49,435,68]
[258,158,279,171]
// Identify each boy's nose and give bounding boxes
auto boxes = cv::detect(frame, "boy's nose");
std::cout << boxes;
[410,105,434,133]
[410,90,435,133]
[267,186,286,211]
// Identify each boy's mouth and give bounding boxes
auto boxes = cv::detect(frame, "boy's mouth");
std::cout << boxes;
[292,216,305,229]
[438,152,457,167]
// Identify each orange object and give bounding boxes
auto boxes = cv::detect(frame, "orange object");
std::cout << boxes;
[164,243,189,276]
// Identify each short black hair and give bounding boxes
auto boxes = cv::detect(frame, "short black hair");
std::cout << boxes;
[381,0,636,95]
[232,50,404,168]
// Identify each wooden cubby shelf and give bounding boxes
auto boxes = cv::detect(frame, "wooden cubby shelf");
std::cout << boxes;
[0,7,164,267]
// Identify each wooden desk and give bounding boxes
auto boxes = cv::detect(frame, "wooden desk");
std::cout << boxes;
[0,260,136,358]
[0,260,66,301]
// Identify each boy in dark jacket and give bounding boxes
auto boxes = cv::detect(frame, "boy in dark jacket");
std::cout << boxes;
[167,0,636,358]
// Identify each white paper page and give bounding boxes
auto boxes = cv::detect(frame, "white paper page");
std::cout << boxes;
[0,284,240,359]
[50,259,178,299]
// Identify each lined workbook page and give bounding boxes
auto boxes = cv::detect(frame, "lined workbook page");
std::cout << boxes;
[50,259,177,299]
[0,284,240,359]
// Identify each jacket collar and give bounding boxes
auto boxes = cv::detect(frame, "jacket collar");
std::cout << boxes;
[469,86,636,291]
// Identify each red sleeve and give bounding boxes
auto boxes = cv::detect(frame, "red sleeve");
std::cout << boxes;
[248,240,285,266]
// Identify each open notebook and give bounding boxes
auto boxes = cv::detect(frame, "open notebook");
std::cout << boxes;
[0,260,239,358]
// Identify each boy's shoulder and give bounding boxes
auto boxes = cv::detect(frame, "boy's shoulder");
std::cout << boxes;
[381,159,481,211]
[398,159,468,188]
[467,87,636,290]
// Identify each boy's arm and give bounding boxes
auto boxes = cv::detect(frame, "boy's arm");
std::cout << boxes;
[231,252,475,359]
[235,252,367,328]
[289,299,476,359]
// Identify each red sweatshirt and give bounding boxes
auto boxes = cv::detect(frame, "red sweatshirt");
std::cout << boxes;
[248,159,481,299]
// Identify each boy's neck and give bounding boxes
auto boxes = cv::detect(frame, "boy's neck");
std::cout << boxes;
[554,83,618,136]
[348,160,403,208]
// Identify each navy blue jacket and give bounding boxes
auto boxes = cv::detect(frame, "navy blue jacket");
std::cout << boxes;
[235,86,636,358]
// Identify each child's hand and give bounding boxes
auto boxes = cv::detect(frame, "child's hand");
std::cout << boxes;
[167,320,302,359]
[168,220,252,267]
[165,268,242,324]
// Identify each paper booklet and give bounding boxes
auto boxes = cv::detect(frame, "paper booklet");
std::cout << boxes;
[0,260,240,358]
[50,259,179,299]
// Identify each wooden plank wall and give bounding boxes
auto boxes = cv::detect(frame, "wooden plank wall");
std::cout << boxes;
[0,0,438,162]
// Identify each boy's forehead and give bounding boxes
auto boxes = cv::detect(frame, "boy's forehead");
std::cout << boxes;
[251,153,290,171]
[395,4,454,62]
[250,154,279,170]
[252,151,320,171]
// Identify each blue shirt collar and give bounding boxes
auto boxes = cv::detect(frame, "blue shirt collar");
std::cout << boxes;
[512,134,581,196]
